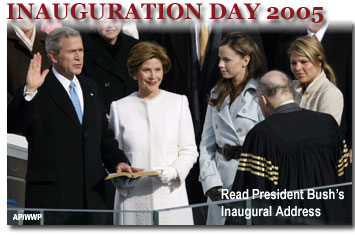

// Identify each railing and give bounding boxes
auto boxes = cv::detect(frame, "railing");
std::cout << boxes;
[7,182,352,225]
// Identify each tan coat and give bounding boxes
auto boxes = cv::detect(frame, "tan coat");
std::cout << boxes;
[294,71,343,125]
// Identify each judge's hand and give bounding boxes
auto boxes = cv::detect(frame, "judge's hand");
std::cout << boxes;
[25,53,49,93]
[206,187,222,201]
[116,162,144,175]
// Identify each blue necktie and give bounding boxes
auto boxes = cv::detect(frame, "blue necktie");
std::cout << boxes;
[69,81,83,124]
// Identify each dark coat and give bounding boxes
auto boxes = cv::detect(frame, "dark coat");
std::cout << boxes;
[7,25,51,104]
[81,32,139,113]
[7,71,129,224]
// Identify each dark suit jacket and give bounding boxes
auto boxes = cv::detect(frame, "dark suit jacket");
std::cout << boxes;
[7,71,129,215]
[274,24,352,148]
[81,32,139,113]
[7,25,51,104]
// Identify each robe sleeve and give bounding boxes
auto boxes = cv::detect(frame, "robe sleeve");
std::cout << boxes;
[231,125,280,193]
[332,116,351,183]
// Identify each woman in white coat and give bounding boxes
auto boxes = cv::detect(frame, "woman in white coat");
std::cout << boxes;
[109,41,198,225]
[199,32,265,225]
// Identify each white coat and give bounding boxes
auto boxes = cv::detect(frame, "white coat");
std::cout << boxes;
[199,79,264,225]
[109,90,198,225]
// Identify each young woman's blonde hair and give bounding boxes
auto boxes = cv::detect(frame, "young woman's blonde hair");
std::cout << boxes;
[127,41,171,79]
[209,32,264,112]
[287,35,336,86]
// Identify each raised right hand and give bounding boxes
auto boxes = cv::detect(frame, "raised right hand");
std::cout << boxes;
[25,52,49,92]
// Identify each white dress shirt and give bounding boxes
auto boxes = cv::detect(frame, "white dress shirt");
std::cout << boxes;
[307,22,329,42]
[52,68,84,113]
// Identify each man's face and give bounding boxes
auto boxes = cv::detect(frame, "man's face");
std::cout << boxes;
[50,36,84,80]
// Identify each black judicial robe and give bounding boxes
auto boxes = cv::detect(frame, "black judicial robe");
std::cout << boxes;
[226,103,351,225]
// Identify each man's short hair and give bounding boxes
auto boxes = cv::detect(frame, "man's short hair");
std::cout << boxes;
[257,71,295,98]
[45,27,81,57]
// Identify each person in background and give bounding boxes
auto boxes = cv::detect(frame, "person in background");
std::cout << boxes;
[81,21,139,115]
[199,32,264,225]
[109,41,198,225]
[288,35,343,125]
[7,20,51,104]
[274,22,352,163]
[41,21,62,34]
[7,27,140,225]
[227,70,351,225]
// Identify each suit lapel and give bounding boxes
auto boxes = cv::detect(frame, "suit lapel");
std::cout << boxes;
[79,76,96,131]
[45,71,82,129]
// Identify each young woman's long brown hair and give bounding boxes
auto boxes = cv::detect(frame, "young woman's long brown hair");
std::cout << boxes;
[209,32,264,112]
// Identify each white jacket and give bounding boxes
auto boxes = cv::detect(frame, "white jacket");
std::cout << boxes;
[109,90,198,225]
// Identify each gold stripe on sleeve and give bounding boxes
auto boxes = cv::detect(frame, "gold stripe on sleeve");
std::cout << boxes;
[237,153,279,185]
[337,140,350,177]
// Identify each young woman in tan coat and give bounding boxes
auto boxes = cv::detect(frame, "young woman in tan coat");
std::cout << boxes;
[288,35,343,125]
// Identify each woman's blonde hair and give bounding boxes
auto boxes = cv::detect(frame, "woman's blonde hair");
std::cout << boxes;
[287,35,336,85]
[127,41,171,79]
[209,32,264,112]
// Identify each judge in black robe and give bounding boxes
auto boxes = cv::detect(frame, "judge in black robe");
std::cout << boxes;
[225,71,351,225]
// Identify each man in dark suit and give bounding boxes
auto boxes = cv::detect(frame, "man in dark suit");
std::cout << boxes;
[226,71,351,225]
[81,22,139,114]
[7,27,140,225]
